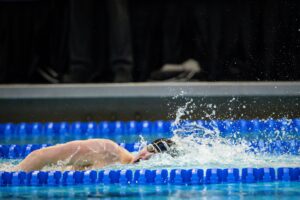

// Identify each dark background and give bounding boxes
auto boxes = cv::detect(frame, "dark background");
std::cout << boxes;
[1,0,300,83]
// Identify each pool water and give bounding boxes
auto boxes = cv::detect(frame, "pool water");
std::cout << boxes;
[1,118,300,171]
[1,99,300,198]
[1,132,300,171]
[1,182,300,200]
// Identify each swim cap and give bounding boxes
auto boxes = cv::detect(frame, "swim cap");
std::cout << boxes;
[147,138,178,156]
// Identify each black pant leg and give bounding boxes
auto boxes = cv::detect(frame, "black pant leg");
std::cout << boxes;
[192,0,223,80]
[129,0,164,81]
[162,0,186,64]
[69,0,95,82]
[107,0,133,82]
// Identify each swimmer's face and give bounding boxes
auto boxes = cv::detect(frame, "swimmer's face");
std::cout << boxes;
[133,146,156,163]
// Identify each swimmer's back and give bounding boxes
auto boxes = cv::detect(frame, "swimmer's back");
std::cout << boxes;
[45,139,134,168]
[16,139,134,171]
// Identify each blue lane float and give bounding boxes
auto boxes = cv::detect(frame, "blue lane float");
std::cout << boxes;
[0,144,53,159]
[0,167,299,187]
[0,119,299,136]
[0,140,300,159]
[1,140,299,159]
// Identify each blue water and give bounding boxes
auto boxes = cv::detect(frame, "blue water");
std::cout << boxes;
[0,134,145,145]
[1,182,300,200]
[1,118,300,198]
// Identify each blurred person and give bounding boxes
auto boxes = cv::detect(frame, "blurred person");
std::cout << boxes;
[129,0,164,81]
[65,0,133,83]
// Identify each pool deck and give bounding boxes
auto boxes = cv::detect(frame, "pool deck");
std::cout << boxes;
[0,82,299,122]
[0,82,300,98]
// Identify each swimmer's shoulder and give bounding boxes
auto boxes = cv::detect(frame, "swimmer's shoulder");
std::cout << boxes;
[81,139,120,150]
[61,139,120,152]
[64,138,117,145]
[85,138,118,145]
[85,139,131,153]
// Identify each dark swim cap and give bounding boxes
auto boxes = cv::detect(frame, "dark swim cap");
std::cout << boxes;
[151,138,175,153]
[147,138,178,157]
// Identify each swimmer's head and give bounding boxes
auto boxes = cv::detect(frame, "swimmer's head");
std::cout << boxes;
[133,138,177,163]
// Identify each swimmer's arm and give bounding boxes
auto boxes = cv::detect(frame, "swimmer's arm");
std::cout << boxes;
[15,143,78,172]
[118,146,134,164]
[15,149,50,172]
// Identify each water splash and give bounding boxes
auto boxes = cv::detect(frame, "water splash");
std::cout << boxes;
[173,99,194,127]
[125,98,300,170]
[118,120,300,170]
[0,159,21,172]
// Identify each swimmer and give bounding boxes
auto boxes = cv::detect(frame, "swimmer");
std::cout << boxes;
[14,138,175,172]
